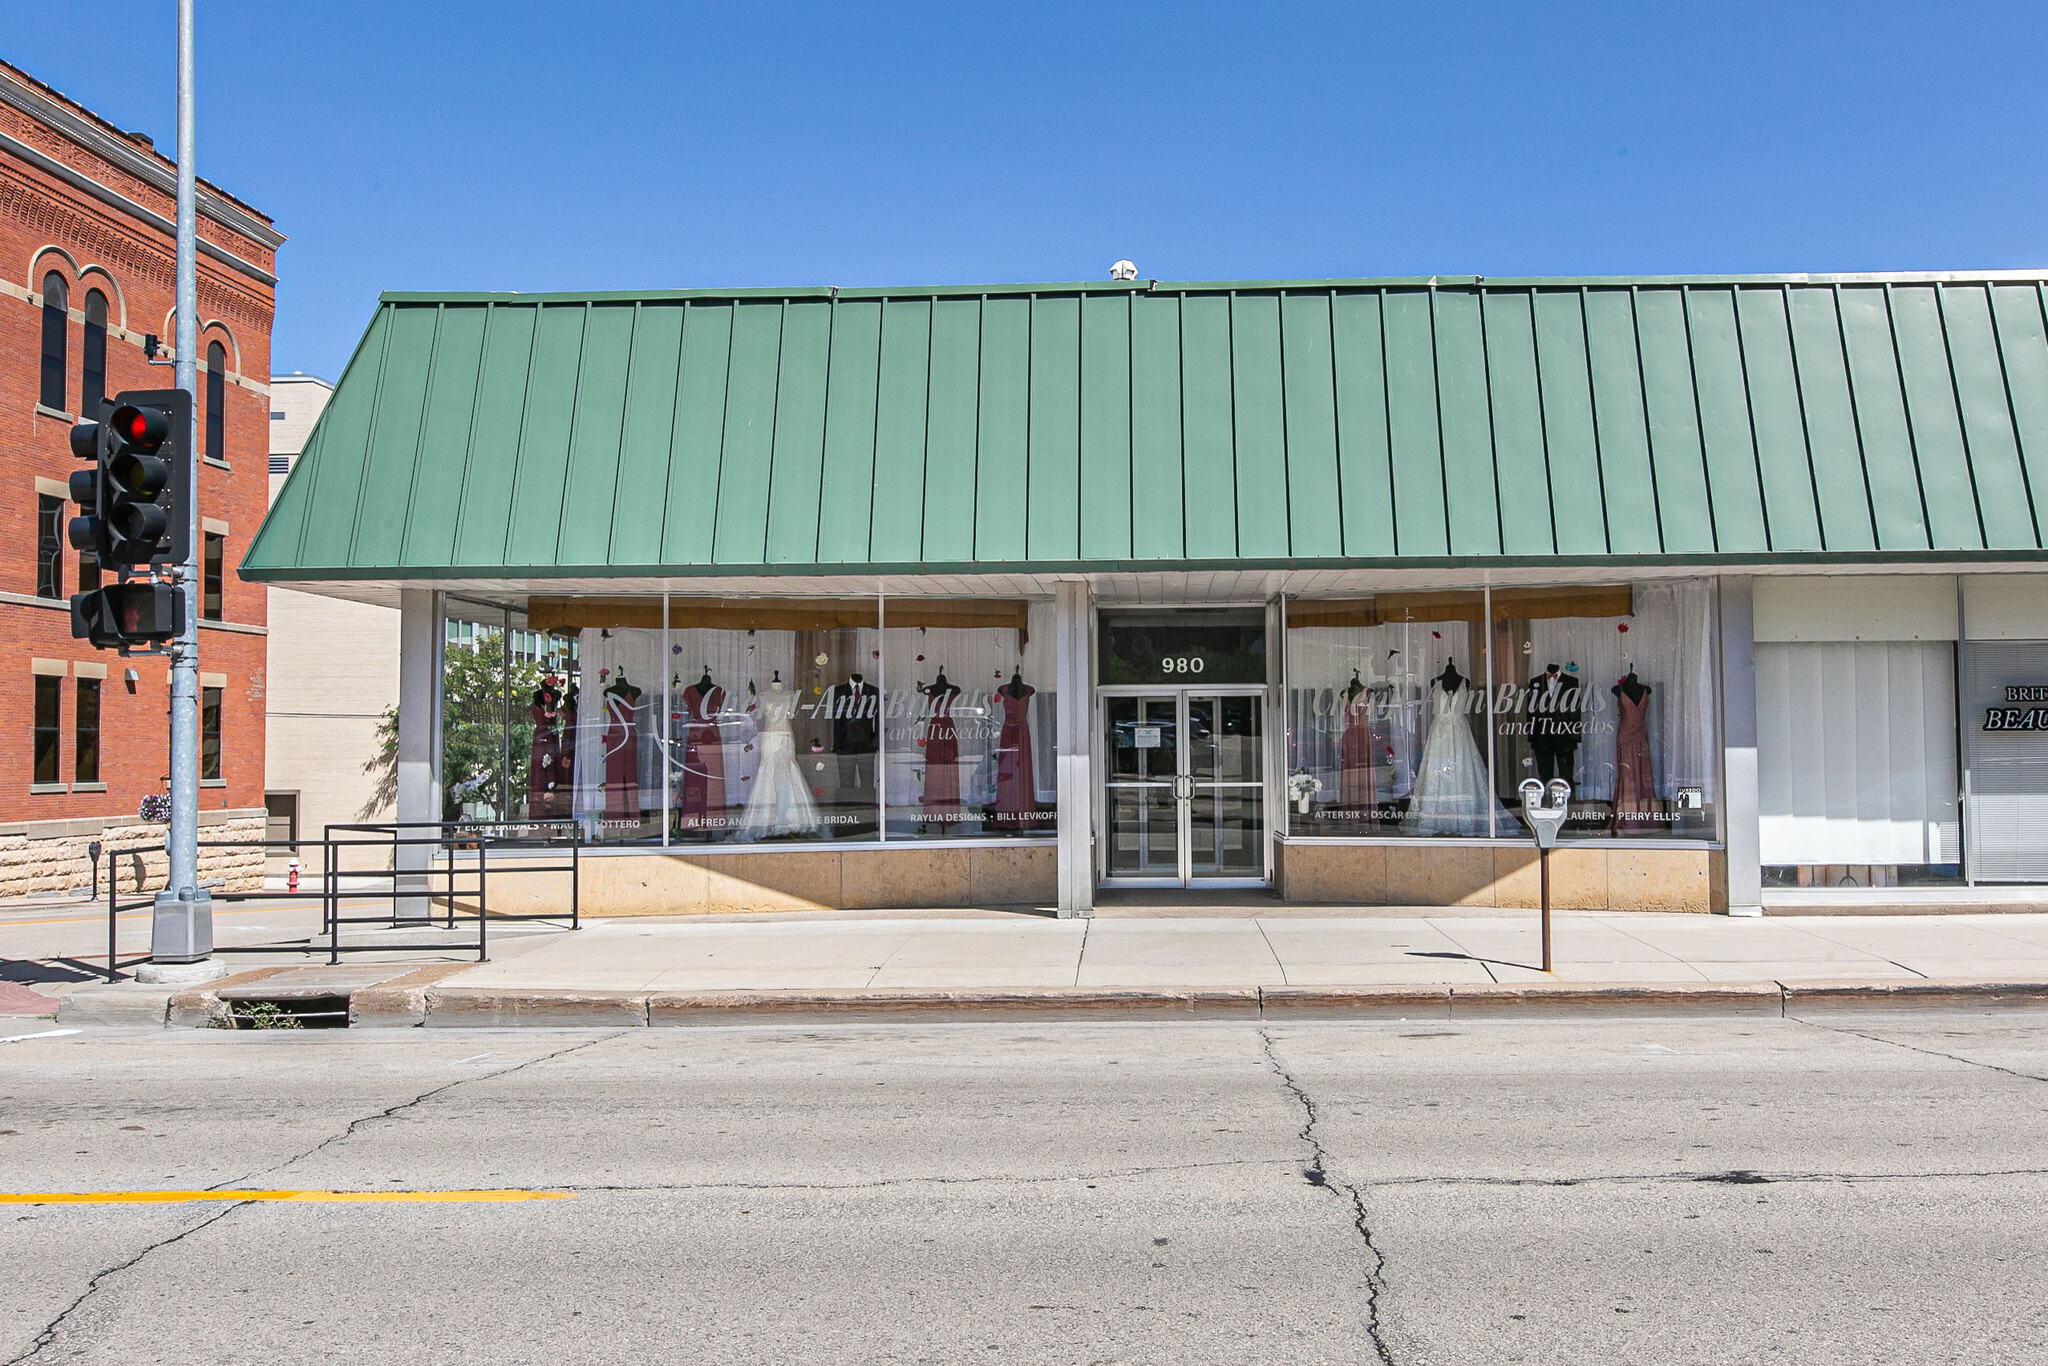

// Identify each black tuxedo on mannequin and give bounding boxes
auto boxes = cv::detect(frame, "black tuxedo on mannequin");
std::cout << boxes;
[827,674,881,795]
[1523,666,1584,785]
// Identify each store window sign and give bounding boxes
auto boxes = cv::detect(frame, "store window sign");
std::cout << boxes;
[1984,685,2048,731]
[1133,725,1162,750]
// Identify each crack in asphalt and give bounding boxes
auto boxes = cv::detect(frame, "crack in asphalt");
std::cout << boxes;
[228,1031,628,1188]
[1791,1017,2048,1085]
[1261,1028,1396,1366]
[6,1032,627,1362]
[4,1203,242,1366]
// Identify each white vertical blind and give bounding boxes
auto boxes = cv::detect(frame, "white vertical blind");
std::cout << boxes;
[1757,642,1959,865]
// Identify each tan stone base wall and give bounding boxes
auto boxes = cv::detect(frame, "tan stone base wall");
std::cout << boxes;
[0,813,267,900]
[1275,841,1727,913]
[471,843,1059,918]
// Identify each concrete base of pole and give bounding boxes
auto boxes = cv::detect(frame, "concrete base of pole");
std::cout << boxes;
[150,888,215,963]
[135,958,228,985]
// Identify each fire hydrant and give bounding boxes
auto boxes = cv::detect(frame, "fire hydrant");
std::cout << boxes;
[287,859,300,894]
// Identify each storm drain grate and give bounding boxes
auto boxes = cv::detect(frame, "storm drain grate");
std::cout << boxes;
[223,995,351,1030]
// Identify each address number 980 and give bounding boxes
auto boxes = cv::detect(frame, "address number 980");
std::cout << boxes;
[1160,656,1205,674]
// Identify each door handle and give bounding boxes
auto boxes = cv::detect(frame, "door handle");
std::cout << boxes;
[1173,774,1194,802]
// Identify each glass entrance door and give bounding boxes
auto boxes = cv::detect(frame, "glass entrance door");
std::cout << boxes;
[1101,690,1266,886]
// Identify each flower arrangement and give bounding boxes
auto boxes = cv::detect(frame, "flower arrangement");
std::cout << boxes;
[137,793,171,823]
[1287,769,1323,813]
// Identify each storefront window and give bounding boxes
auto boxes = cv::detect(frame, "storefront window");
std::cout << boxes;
[1488,581,1717,840]
[1285,593,1495,835]
[882,600,1057,839]
[1285,582,1718,841]
[486,596,1059,847]
[660,599,881,843]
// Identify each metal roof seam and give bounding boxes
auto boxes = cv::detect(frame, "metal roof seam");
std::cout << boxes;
[1723,286,1774,553]
[391,302,444,569]
[1934,282,1994,551]
[1990,283,2047,548]
[343,303,398,570]
[1884,281,1942,551]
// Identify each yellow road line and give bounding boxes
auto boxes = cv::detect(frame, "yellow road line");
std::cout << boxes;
[0,1189,573,1204]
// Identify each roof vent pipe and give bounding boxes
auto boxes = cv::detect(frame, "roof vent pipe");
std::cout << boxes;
[1109,260,1137,282]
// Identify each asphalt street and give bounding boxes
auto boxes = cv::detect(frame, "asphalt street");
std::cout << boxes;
[2,1013,2045,1365]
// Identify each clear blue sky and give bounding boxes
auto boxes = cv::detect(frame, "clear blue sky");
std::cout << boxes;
[16,2,2048,381]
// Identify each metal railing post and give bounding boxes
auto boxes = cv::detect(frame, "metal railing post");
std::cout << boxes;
[476,835,489,962]
[105,851,118,982]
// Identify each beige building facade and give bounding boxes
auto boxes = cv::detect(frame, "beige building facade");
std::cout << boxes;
[263,375,399,864]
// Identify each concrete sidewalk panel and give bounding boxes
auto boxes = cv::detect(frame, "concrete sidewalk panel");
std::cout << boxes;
[56,986,173,1027]
[424,988,650,1027]
[1783,979,2048,1013]
[649,987,1262,1025]
[1258,986,1453,1019]
[1449,981,1785,1017]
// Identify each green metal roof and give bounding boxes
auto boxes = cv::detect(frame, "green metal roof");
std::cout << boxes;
[244,273,2048,581]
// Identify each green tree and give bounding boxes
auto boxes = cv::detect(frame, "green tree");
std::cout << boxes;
[361,632,549,821]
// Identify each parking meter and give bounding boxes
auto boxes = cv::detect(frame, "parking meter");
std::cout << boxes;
[1518,779,1572,972]
[1519,778,1571,849]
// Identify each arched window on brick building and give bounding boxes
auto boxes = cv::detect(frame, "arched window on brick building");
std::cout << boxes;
[205,340,226,462]
[39,272,67,412]
[81,289,108,419]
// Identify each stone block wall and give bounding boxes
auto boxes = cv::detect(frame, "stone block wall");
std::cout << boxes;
[0,810,266,899]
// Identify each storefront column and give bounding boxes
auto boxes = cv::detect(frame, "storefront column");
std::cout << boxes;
[1719,577,1763,916]
[1055,580,1094,918]
[395,587,444,921]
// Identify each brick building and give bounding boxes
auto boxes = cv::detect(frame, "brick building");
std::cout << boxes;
[0,60,275,895]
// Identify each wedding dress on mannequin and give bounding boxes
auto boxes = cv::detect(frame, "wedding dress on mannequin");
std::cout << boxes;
[1403,664,1509,836]
[733,678,822,840]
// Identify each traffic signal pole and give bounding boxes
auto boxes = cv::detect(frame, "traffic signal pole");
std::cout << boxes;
[148,0,213,971]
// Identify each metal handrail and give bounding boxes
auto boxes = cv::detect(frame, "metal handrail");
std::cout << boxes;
[95,820,581,979]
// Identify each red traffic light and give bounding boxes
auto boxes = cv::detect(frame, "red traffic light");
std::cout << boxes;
[109,403,170,448]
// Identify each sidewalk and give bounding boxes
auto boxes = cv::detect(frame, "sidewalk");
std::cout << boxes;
[46,908,2048,1026]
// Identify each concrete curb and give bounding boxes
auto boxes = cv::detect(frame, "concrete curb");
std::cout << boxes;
[56,985,174,1027]
[1448,982,1786,1017]
[348,965,478,1028]
[422,988,653,1028]
[649,988,1263,1025]
[1256,986,1453,1019]
[56,976,2048,1028]
[1782,979,2048,1013]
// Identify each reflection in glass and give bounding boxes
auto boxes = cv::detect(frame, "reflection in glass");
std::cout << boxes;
[1189,790,1262,878]
[882,603,1058,839]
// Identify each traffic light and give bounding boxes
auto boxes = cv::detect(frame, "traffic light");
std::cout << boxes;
[66,388,192,649]
[104,392,189,565]
[71,581,183,651]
